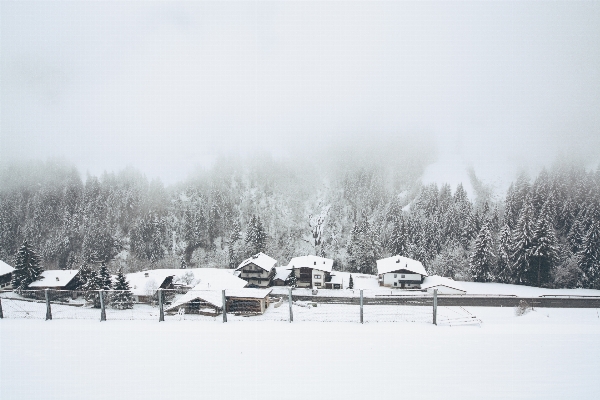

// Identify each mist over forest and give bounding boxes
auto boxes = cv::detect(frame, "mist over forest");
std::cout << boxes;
[1,152,599,290]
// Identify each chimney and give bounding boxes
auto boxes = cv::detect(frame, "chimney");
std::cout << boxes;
[144,272,149,277]
[56,277,60,281]
[396,258,400,263]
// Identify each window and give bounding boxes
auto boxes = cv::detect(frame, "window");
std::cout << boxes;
[315,282,321,286]
[314,275,321,279]
[394,282,397,286]
[401,275,405,278]
[394,274,397,278]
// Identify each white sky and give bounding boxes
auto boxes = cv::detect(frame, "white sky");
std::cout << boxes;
[1,2,599,186]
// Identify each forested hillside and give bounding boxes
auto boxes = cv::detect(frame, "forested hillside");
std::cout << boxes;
[1,157,598,289]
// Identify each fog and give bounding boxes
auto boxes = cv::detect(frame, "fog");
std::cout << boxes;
[2,2,599,191]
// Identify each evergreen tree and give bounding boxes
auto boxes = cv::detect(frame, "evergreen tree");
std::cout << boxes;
[12,241,43,291]
[530,216,559,287]
[76,262,95,290]
[495,225,513,284]
[98,263,112,290]
[285,266,297,288]
[347,219,379,275]
[388,216,408,256]
[348,274,354,289]
[578,220,600,289]
[469,222,496,282]
[111,269,134,309]
[244,215,267,256]
[511,199,536,285]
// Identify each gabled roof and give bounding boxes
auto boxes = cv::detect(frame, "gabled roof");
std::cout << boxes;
[28,270,79,288]
[0,260,15,276]
[376,255,428,276]
[236,252,277,272]
[421,275,466,292]
[126,269,177,296]
[127,268,246,296]
[328,274,344,285]
[166,287,270,312]
[273,266,292,281]
[287,255,333,273]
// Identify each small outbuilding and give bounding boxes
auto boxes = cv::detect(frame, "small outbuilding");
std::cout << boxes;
[376,255,428,289]
[165,287,271,316]
[0,260,15,289]
[421,275,466,295]
[271,266,291,286]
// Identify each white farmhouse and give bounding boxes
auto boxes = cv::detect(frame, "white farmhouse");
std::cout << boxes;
[376,255,428,289]
[421,275,466,294]
[286,255,333,289]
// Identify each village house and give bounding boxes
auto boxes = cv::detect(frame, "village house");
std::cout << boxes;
[324,273,344,289]
[28,269,81,290]
[235,252,277,288]
[376,255,428,289]
[126,270,176,303]
[421,275,466,294]
[286,255,333,289]
[0,260,15,289]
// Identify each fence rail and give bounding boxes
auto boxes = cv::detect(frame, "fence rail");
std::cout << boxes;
[1,289,480,325]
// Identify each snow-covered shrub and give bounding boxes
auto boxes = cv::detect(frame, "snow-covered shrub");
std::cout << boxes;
[515,300,531,316]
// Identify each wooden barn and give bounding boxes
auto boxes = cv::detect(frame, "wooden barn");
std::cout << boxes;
[28,269,81,290]
[376,255,428,289]
[165,288,271,316]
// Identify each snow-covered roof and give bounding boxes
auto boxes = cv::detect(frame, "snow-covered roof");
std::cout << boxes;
[166,287,270,312]
[126,269,177,296]
[0,260,14,276]
[329,274,344,285]
[421,275,466,293]
[286,255,333,273]
[376,255,428,276]
[127,268,245,296]
[273,266,291,281]
[28,270,79,288]
[236,252,277,272]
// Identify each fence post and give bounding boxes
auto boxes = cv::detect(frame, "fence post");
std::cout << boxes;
[222,289,227,323]
[99,290,106,322]
[0,297,4,319]
[158,289,165,322]
[433,289,438,326]
[288,287,293,322]
[45,289,52,320]
[360,289,364,324]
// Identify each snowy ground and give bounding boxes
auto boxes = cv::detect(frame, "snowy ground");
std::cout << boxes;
[2,308,600,400]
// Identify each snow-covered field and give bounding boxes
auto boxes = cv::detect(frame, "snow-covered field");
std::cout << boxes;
[2,307,599,400]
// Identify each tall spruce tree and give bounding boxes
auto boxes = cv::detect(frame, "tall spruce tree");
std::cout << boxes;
[469,221,496,282]
[285,266,297,288]
[111,269,133,309]
[530,216,559,287]
[348,274,354,289]
[12,241,43,291]
[511,199,536,285]
[495,225,513,283]
[578,220,600,289]
[244,215,266,256]
[97,263,112,290]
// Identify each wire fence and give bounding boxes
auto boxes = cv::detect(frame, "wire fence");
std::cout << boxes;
[0,288,481,326]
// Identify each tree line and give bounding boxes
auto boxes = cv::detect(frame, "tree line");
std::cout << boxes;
[1,158,599,289]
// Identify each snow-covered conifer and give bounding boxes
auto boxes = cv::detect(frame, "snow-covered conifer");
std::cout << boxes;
[469,222,496,282]
[348,274,354,289]
[578,219,600,289]
[511,198,536,285]
[285,267,297,288]
[12,241,43,291]
[530,216,559,287]
[111,269,134,309]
